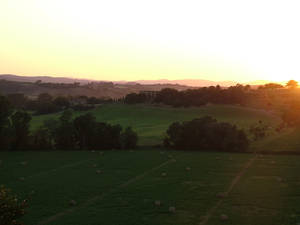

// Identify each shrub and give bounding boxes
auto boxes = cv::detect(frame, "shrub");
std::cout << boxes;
[0,186,27,225]
[164,116,249,152]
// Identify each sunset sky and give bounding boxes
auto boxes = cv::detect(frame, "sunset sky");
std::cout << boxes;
[1,0,300,82]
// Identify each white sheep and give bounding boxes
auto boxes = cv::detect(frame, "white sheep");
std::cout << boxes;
[161,172,167,177]
[96,170,102,174]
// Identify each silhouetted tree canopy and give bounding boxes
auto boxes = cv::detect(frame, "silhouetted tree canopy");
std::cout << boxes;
[123,84,250,107]
[286,80,298,89]
[164,116,249,152]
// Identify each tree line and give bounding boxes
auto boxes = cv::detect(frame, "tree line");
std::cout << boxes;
[6,93,113,115]
[124,84,250,106]
[0,95,137,151]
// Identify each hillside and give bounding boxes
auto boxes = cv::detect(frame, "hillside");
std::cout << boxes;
[31,104,281,147]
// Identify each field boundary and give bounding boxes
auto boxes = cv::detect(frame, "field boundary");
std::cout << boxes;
[199,155,257,225]
[38,159,173,225]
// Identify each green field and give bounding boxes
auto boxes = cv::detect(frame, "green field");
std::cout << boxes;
[31,104,282,147]
[1,150,300,225]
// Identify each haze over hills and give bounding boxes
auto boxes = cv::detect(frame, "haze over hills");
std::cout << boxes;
[0,74,277,87]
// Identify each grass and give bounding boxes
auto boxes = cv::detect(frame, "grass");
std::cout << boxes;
[1,150,300,225]
[30,103,281,146]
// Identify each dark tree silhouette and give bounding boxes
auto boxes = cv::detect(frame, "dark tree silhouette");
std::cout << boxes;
[11,111,32,150]
[286,80,298,89]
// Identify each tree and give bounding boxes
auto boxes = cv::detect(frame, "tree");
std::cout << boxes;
[7,93,28,109]
[286,80,298,89]
[258,83,283,89]
[32,127,53,150]
[249,120,269,141]
[121,127,138,149]
[54,110,76,150]
[164,116,249,152]
[73,113,97,150]
[0,95,13,150]
[11,111,32,150]
[53,96,70,109]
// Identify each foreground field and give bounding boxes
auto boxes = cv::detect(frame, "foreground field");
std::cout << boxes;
[31,104,281,146]
[1,150,300,225]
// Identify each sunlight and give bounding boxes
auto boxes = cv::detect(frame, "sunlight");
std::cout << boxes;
[0,0,300,82]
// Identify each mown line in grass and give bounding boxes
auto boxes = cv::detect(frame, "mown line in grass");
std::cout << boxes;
[198,154,257,225]
[37,158,174,225]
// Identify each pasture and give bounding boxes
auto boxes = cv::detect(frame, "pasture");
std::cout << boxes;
[1,150,300,225]
[30,104,281,146]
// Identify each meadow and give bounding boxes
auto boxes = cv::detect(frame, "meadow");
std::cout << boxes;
[1,150,300,225]
[3,104,300,225]
[30,103,281,147]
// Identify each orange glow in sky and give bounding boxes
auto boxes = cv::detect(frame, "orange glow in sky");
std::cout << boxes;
[1,0,300,82]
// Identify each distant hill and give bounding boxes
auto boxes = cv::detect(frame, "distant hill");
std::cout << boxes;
[0,74,238,87]
[116,79,237,87]
[0,74,92,84]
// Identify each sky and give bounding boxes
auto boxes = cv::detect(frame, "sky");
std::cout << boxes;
[1,0,300,82]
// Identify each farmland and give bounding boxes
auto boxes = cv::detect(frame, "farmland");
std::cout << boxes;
[2,104,300,225]
[30,103,282,147]
[1,150,300,225]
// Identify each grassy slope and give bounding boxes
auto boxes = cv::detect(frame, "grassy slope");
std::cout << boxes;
[1,151,300,225]
[30,104,281,146]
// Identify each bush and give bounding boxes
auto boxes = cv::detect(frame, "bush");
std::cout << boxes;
[164,116,249,152]
[0,186,27,225]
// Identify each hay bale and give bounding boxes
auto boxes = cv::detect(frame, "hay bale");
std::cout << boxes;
[69,200,77,206]
[172,159,177,163]
[185,167,191,171]
[161,172,167,177]
[96,170,102,174]
[276,177,283,182]
[20,161,28,166]
[169,206,176,213]
[92,164,97,167]
[216,192,226,198]
[154,200,161,206]
[220,214,228,220]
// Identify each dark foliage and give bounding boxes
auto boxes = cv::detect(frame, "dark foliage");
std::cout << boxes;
[123,84,250,107]
[0,186,28,225]
[249,120,269,141]
[124,93,148,104]
[11,111,32,150]
[164,116,249,152]
[121,127,138,149]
